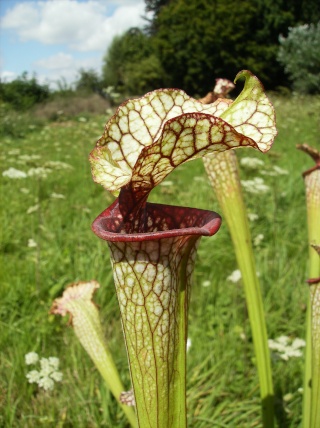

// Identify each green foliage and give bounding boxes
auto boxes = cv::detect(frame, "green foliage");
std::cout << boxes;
[0,72,50,111]
[102,28,165,95]
[151,0,296,94]
[277,22,320,94]
[0,102,45,139]
[75,68,103,94]
[122,54,165,94]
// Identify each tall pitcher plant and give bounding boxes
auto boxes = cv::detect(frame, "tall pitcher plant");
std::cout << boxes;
[202,76,276,427]
[297,144,320,428]
[89,70,276,428]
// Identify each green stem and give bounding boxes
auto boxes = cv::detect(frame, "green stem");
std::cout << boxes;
[302,303,312,428]
[204,151,274,428]
[307,203,320,428]
[174,238,198,427]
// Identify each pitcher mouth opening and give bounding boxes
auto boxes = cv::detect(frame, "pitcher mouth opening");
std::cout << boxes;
[92,198,222,242]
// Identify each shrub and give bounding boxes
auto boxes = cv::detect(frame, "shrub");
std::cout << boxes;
[277,22,320,94]
[0,72,50,110]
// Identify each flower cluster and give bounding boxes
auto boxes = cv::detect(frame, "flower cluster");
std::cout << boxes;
[261,165,289,176]
[2,160,73,180]
[25,352,63,391]
[2,167,27,179]
[268,336,306,361]
[227,269,242,283]
[253,233,264,246]
[240,157,265,169]
[241,177,270,194]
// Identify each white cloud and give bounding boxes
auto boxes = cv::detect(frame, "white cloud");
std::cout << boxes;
[35,53,75,71]
[0,70,17,82]
[1,0,147,52]
[33,52,101,88]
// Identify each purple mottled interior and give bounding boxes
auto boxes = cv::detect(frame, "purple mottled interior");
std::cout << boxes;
[92,199,222,242]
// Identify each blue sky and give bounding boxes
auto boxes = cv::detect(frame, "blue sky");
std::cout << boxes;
[0,0,148,88]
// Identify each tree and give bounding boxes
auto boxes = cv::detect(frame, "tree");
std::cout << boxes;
[102,28,165,95]
[75,68,103,94]
[147,0,320,93]
[0,72,50,110]
[277,22,320,93]
[152,0,276,94]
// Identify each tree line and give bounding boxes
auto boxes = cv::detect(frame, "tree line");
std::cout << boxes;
[105,0,320,95]
[1,0,320,112]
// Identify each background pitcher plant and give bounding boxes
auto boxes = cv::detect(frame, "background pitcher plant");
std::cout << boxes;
[202,75,277,427]
[297,144,320,428]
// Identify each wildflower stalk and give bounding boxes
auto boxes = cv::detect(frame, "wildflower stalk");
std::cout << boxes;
[203,150,274,427]
[51,281,137,428]
[89,70,276,427]
[297,144,320,428]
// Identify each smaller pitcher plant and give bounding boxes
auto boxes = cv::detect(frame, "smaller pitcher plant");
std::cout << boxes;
[202,76,276,427]
[51,281,137,427]
[297,144,320,428]
[89,70,277,428]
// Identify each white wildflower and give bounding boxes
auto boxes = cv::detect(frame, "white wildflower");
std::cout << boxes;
[51,192,65,199]
[78,117,87,122]
[283,393,293,402]
[2,168,27,179]
[20,187,30,194]
[27,239,37,248]
[44,161,73,170]
[240,157,265,169]
[48,357,60,370]
[159,181,173,187]
[248,213,259,221]
[291,338,306,349]
[25,352,39,365]
[19,154,41,162]
[268,336,305,361]
[277,335,290,345]
[273,166,288,175]
[28,167,51,179]
[268,339,287,353]
[50,371,63,382]
[202,280,211,287]
[227,269,242,283]
[26,355,63,391]
[26,370,41,384]
[38,376,55,391]
[241,177,270,194]
[262,166,289,176]
[8,149,20,155]
[280,348,303,361]
[187,338,192,351]
[40,358,52,376]
[254,234,264,246]
[239,332,246,341]
[27,204,39,214]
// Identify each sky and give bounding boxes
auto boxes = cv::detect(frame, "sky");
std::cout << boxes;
[0,0,149,88]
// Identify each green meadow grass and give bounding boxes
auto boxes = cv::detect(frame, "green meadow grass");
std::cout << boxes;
[0,94,320,427]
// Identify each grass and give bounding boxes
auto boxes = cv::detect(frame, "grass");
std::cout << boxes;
[0,93,320,427]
